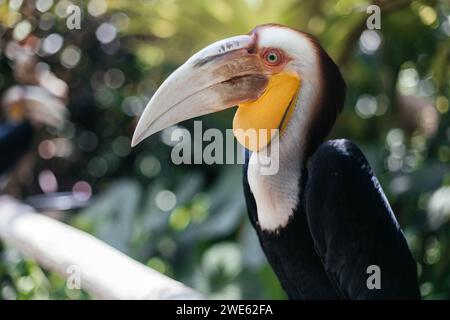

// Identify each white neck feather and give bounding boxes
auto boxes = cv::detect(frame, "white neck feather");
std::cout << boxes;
[246,79,319,231]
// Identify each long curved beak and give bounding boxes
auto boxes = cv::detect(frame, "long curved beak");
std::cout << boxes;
[131,34,268,147]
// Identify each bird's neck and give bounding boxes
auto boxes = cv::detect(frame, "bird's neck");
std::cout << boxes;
[247,149,301,232]
[246,79,318,232]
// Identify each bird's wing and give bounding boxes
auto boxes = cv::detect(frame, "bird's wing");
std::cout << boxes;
[243,148,341,299]
[305,139,420,299]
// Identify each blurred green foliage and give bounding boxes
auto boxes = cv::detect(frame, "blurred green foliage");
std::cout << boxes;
[0,0,449,299]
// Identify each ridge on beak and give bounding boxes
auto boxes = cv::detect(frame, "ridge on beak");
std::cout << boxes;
[131,34,269,147]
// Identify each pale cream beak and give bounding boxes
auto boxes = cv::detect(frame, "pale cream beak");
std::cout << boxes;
[131,34,269,147]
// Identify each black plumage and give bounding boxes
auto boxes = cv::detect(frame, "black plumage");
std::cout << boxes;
[243,139,420,299]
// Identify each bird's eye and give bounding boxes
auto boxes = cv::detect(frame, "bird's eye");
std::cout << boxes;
[267,52,278,63]
[263,49,283,66]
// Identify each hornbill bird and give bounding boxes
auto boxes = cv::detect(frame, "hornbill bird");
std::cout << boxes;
[131,24,420,299]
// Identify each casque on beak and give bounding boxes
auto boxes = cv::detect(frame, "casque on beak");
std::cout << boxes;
[131,34,269,147]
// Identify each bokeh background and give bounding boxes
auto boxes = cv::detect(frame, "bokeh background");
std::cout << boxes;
[0,0,449,299]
